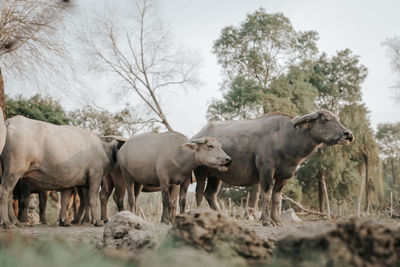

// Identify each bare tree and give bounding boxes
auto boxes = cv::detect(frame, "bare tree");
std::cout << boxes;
[81,0,201,131]
[0,0,70,116]
[383,36,400,102]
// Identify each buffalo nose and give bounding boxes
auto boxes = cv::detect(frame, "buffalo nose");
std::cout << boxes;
[344,130,354,142]
[225,157,232,166]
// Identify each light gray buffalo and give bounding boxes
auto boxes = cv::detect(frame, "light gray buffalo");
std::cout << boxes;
[99,164,193,222]
[0,116,121,228]
[0,111,5,154]
[192,110,354,226]
[117,131,232,223]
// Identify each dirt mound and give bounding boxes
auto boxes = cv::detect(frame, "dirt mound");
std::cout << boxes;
[102,211,169,255]
[276,218,400,266]
[171,209,274,262]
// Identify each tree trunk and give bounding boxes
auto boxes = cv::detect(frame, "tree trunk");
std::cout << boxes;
[318,175,325,214]
[364,155,369,213]
[0,67,6,118]
[390,158,396,186]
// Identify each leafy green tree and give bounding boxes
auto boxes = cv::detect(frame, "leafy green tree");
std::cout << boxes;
[297,51,379,213]
[376,122,400,202]
[208,9,319,119]
[6,94,70,125]
[69,104,153,137]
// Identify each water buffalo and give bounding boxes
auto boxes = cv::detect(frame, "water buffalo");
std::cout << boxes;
[193,110,353,226]
[0,111,5,155]
[99,165,193,222]
[117,131,232,223]
[0,115,121,228]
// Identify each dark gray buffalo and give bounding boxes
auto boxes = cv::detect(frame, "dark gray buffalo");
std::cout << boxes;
[0,116,121,228]
[192,110,353,226]
[117,131,232,223]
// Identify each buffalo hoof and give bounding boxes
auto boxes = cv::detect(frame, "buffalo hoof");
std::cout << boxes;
[15,221,24,228]
[3,222,16,229]
[40,219,48,225]
[71,219,80,225]
[81,216,90,224]
[272,219,283,226]
[261,218,276,227]
[94,220,104,227]
[59,220,71,227]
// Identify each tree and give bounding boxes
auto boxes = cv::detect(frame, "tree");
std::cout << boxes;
[81,0,200,131]
[209,9,318,117]
[6,94,70,125]
[376,122,400,202]
[0,0,70,116]
[69,104,154,137]
[382,36,400,101]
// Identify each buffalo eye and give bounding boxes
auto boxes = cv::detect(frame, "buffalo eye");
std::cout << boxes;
[207,144,214,149]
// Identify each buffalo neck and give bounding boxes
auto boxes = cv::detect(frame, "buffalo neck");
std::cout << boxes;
[175,149,199,175]
[287,126,321,159]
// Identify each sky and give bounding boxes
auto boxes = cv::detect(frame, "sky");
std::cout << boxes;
[9,0,400,137]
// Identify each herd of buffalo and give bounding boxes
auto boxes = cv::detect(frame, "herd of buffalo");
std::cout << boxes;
[0,109,354,229]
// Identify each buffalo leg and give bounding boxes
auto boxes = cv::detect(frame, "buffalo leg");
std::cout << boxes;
[194,167,207,206]
[133,184,143,213]
[179,179,190,213]
[17,184,31,223]
[38,191,48,224]
[204,177,222,211]
[271,178,288,226]
[0,171,24,229]
[169,185,179,220]
[113,169,126,212]
[160,184,173,224]
[88,173,103,227]
[120,167,135,214]
[100,174,114,223]
[59,189,73,227]
[259,171,274,227]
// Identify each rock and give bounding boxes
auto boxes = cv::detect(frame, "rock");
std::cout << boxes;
[281,208,302,223]
[170,209,274,263]
[102,211,168,254]
[276,218,400,266]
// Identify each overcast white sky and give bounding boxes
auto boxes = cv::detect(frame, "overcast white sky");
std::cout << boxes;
[9,0,400,137]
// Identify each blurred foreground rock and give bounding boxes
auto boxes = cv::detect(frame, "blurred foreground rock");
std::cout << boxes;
[277,218,400,267]
[171,209,274,262]
[102,211,169,254]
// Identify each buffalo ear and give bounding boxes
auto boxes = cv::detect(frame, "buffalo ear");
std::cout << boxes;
[181,142,197,151]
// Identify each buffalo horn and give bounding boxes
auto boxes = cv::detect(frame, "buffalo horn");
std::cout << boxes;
[292,111,319,128]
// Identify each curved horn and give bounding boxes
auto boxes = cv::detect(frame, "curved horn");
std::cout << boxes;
[292,111,319,128]
[101,135,127,142]
[190,137,206,144]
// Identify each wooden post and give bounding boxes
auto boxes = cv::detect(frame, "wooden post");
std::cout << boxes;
[390,192,393,217]
[357,177,365,218]
[228,198,232,216]
[322,178,331,219]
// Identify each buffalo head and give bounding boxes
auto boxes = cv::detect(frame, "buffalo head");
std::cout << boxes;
[293,110,354,145]
[182,136,232,171]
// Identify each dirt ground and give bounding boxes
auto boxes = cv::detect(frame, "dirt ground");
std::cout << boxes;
[0,219,332,246]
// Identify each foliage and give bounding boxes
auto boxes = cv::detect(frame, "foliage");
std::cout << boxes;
[209,9,319,119]
[376,122,400,203]
[69,104,153,137]
[5,94,70,124]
